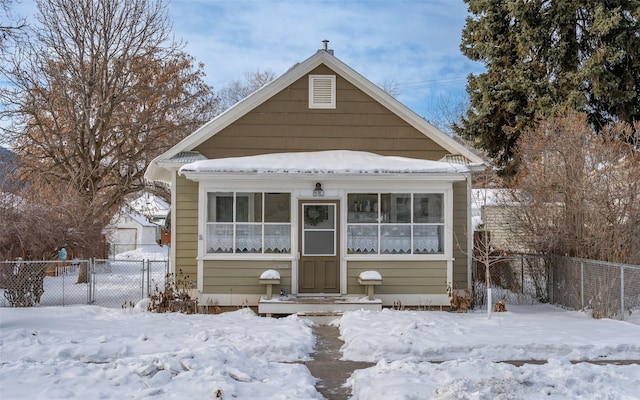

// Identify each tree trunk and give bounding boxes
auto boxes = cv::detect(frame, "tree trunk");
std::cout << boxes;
[76,263,88,284]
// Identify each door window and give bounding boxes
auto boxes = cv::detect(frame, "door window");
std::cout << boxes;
[302,204,335,255]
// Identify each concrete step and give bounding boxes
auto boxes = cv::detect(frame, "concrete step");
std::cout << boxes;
[258,296,382,316]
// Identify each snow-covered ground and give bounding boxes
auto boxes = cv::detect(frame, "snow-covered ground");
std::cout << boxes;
[0,306,319,399]
[114,244,170,261]
[341,305,640,399]
[1,304,639,399]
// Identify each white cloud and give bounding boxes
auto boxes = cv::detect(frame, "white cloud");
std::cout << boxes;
[11,0,485,119]
[168,0,485,118]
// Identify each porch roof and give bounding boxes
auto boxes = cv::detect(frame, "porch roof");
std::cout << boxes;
[179,150,469,176]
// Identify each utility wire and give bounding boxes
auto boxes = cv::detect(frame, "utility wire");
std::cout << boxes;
[394,77,468,91]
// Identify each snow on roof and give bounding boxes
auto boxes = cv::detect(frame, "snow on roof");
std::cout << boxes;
[119,208,156,227]
[180,150,469,176]
[129,193,170,217]
[472,189,505,208]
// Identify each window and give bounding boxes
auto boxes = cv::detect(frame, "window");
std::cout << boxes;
[302,204,336,256]
[309,75,336,109]
[347,193,444,255]
[206,192,291,254]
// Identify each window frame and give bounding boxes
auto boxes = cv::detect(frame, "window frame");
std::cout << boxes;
[204,191,292,257]
[345,191,449,257]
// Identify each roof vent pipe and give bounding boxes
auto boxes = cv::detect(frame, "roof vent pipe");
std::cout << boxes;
[321,39,334,55]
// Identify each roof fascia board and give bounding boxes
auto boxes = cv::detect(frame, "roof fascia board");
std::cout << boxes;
[152,51,329,161]
[179,171,468,183]
[318,52,484,165]
[147,50,483,183]
[145,52,328,183]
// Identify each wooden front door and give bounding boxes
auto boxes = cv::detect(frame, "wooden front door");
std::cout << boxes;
[298,200,340,294]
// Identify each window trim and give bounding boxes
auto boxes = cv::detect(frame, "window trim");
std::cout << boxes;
[309,75,336,109]
[345,191,450,258]
[204,191,292,257]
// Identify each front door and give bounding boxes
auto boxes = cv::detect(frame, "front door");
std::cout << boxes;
[298,200,340,294]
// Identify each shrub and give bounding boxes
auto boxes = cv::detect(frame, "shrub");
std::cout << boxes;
[447,283,473,313]
[2,261,47,307]
[147,269,197,313]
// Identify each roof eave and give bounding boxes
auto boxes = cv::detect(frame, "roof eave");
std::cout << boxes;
[145,49,485,184]
[318,54,485,165]
[179,170,469,183]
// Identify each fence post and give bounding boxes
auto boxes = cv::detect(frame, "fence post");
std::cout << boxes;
[141,261,145,300]
[87,259,93,305]
[580,261,584,310]
[548,257,553,304]
[520,255,524,294]
[91,259,96,304]
[61,265,65,307]
[86,260,89,304]
[620,267,625,321]
[145,260,148,299]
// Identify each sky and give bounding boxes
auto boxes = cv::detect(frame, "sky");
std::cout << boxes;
[165,0,484,120]
[10,0,485,122]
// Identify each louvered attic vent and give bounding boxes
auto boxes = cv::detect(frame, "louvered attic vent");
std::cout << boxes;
[309,75,336,109]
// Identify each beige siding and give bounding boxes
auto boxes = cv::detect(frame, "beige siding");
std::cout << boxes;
[482,205,531,253]
[347,261,448,296]
[194,65,449,161]
[201,261,292,295]
[172,62,472,291]
[175,175,198,278]
[452,181,470,289]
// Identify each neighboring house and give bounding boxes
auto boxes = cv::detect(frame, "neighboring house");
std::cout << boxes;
[472,189,521,252]
[129,193,170,228]
[145,45,484,313]
[472,188,547,255]
[105,193,170,253]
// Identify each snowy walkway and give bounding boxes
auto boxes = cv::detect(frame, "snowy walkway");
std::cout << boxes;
[305,325,373,400]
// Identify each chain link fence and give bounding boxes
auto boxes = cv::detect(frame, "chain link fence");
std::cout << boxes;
[472,254,549,308]
[472,254,640,321]
[0,260,91,307]
[91,259,169,308]
[1,258,168,308]
[548,256,640,321]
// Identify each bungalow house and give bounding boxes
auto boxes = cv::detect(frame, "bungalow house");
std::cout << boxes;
[145,44,484,314]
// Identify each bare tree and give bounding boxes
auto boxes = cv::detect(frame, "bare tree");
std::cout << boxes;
[217,69,276,111]
[0,170,100,261]
[379,79,399,98]
[508,111,640,264]
[0,0,26,51]
[467,169,513,318]
[0,0,217,259]
[428,93,469,136]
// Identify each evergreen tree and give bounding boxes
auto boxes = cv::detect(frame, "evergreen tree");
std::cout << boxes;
[456,0,640,176]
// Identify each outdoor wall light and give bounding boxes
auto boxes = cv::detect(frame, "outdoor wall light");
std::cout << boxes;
[313,182,324,197]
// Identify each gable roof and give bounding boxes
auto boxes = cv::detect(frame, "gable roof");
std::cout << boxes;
[145,49,484,183]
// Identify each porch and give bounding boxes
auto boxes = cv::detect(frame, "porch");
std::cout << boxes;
[258,295,382,316]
